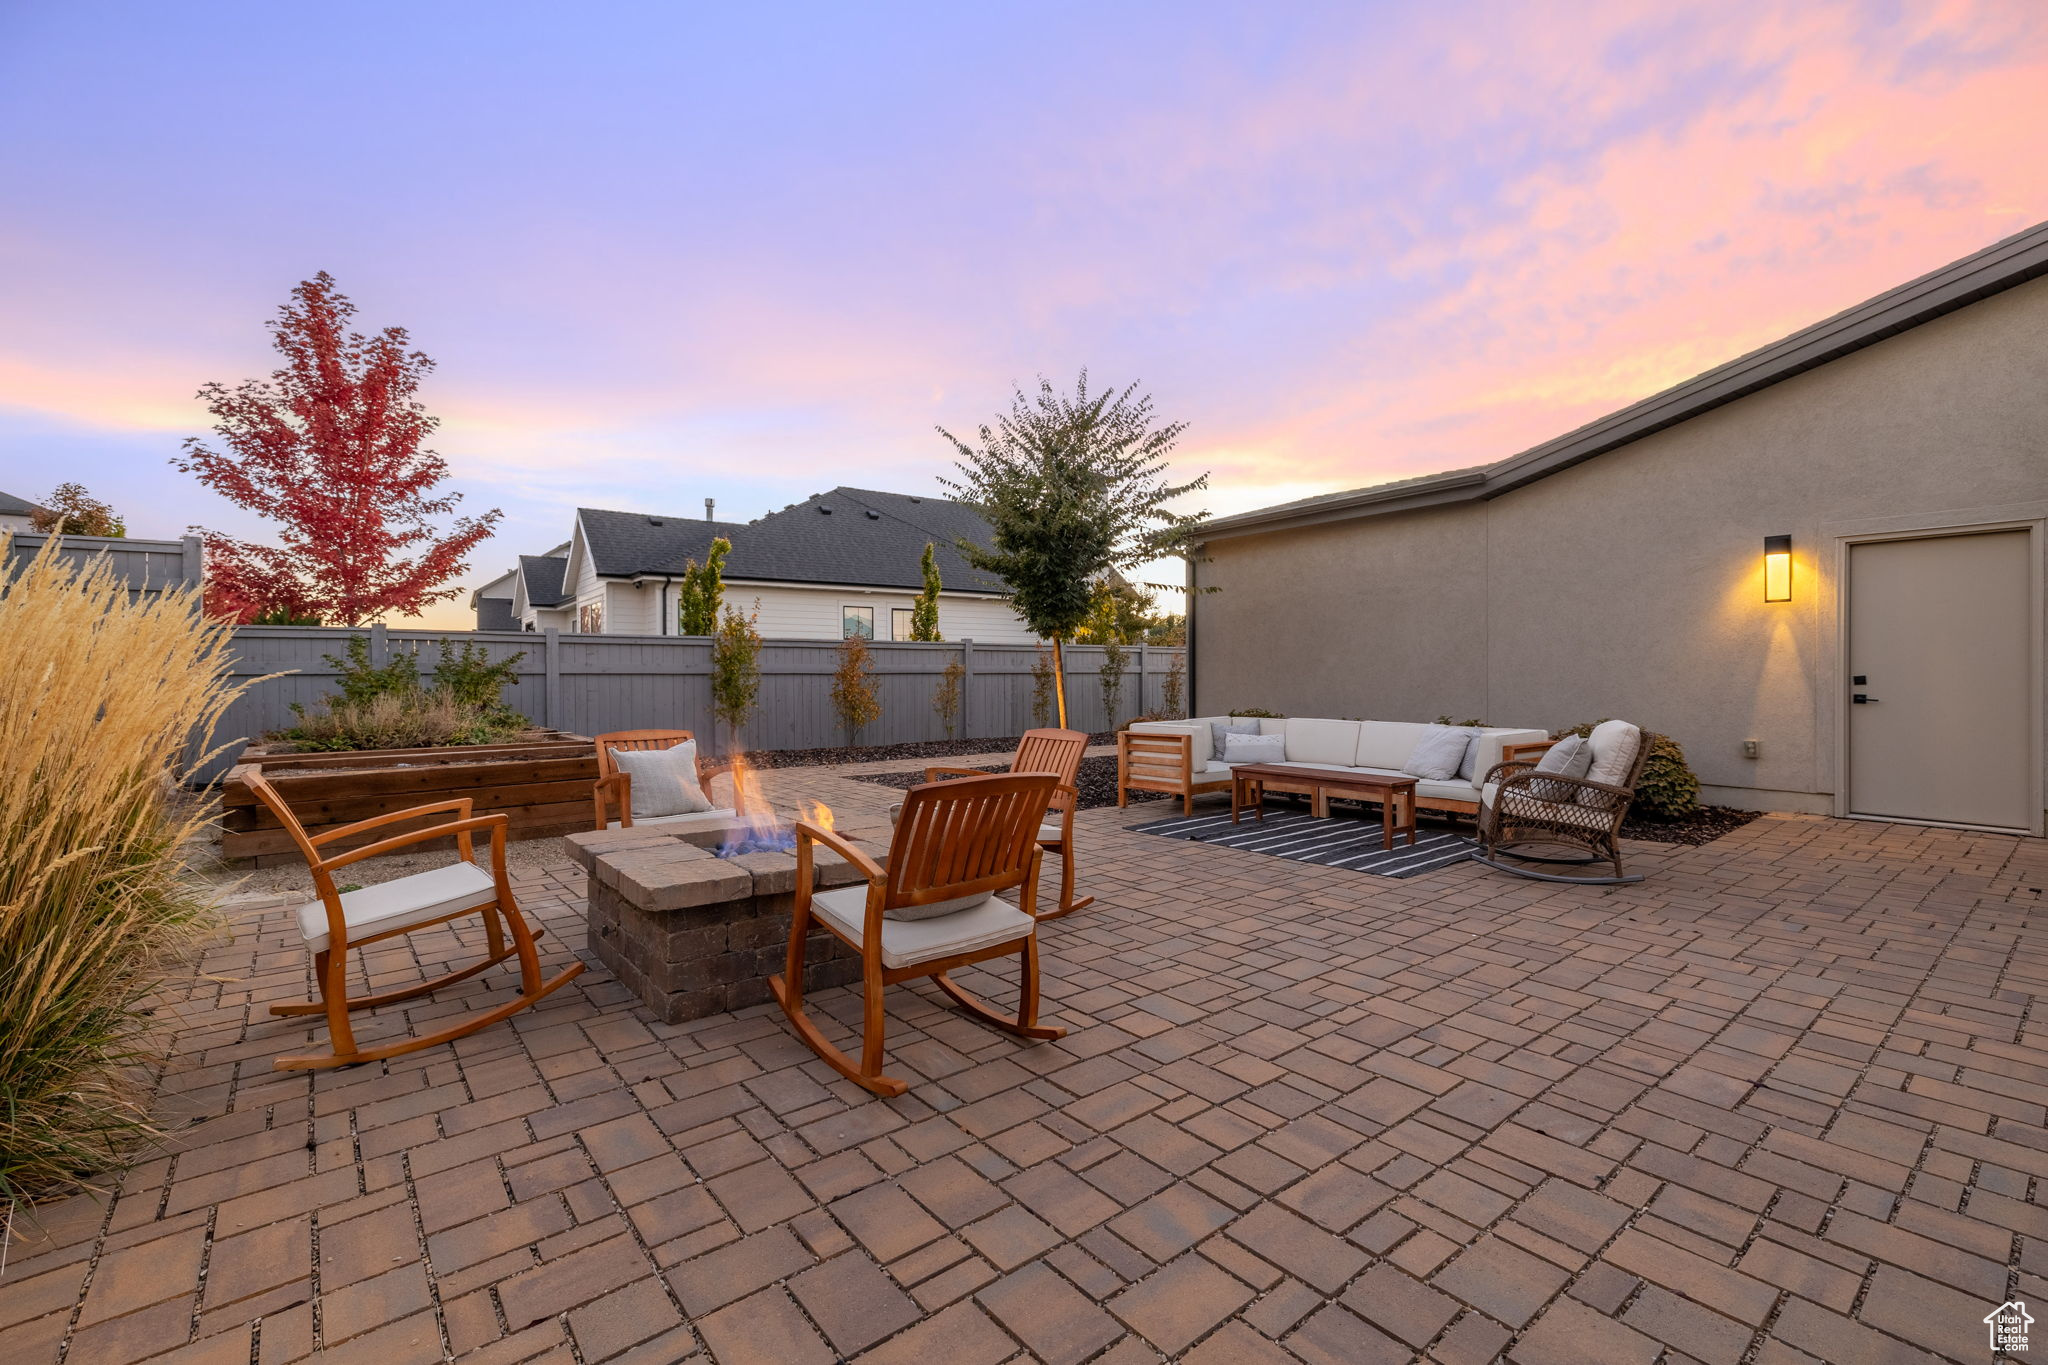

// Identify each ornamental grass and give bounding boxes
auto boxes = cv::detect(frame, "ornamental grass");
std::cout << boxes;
[0,536,249,1204]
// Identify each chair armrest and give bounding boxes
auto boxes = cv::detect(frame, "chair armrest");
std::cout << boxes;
[1494,769,1636,809]
[1479,759,1540,788]
[795,820,886,884]
[317,813,510,873]
[923,765,987,782]
[593,772,631,828]
[310,798,476,846]
[1500,740,1556,765]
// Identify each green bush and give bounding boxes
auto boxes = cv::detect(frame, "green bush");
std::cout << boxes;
[1552,720,1700,819]
[431,639,526,711]
[280,691,528,752]
[321,633,420,705]
[1229,707,1287,719]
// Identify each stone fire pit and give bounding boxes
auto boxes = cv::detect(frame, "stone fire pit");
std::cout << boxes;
[563,815,891,1023]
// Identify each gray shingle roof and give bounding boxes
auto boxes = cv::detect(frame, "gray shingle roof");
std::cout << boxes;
[475,597,518,632]
[518,555,571,607]
[575,487,1007,594]
[0,490,47,517]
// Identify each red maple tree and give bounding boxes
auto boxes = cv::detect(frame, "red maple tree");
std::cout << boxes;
[176,273,501,625]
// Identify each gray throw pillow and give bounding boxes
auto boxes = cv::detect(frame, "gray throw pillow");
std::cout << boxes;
[1210,720,1260,756]
[613,741,713,818]
[1221,731,1286,765]
[1402,725,1478,781]
[1524,734,1592,802]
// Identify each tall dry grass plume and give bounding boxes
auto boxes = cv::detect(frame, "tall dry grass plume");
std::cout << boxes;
[0,535,250,1204]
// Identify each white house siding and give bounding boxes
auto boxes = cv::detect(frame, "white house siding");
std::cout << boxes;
[716,582,1038,643]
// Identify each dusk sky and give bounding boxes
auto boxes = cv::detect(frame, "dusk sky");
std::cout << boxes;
[2,2,2043,626]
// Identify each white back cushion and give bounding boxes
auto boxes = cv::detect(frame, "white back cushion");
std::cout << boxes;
[1131,719,1218,765]
[1466,729,1546,785]
[1354,721,1429,770]
[1584,720,1642,789]
[1283,718,1362,767]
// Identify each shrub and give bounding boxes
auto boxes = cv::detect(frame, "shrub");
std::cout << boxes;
[1029,646,1058,728]
[431,639,525,711]
[831,635,882,745]
[321,633,420,705]
[1229,706,1286,718]
[1160,650,1186,718]
[932,659,965,739]
[710,603,763,750]
[0,536,248,1202]
[279,691,527,752]
[1434,715,1487,727]
[1098,639,1130,727]
[1552,720,1700,819]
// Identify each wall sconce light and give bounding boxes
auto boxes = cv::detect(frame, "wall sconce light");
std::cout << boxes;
[1763,535,1792,602]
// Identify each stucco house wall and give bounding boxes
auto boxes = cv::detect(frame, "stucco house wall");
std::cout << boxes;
[1194,271,2048,817]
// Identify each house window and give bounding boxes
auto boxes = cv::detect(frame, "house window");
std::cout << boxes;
[891,608,915,641]
[578,602,604,633]
[842,606,874,639]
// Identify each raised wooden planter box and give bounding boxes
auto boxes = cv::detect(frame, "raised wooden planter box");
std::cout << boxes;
[220,731,596,866]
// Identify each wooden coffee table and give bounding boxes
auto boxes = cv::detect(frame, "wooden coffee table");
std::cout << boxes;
[1230,763,1419,851]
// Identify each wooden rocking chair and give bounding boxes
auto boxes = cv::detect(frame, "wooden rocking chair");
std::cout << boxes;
[592,729,736,831]
[770,772,1065,1097]
[245,769,583,1070]
[926,727,1093,918]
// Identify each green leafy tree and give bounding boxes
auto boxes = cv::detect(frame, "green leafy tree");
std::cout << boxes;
[831,634,882,746]
[30,483,126,537]
[1075,581,1155,644]
[910,542,943,641]
[710,602,763,752]
[940,370,1207,726]
[676,536,730,636]
[932,658,965,739]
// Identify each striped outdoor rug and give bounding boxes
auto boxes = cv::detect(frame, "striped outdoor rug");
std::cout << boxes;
[1128,806,1478,877]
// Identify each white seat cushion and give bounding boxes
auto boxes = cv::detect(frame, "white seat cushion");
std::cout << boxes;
[606,806,737,833]
[808,884,1036,970]
[1037,820,1063,842]
[295,860,497,954]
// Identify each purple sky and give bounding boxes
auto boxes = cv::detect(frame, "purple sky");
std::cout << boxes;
[2,1,2042,624]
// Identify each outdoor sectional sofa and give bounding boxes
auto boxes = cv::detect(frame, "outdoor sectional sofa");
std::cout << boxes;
[1119,715,1552,818]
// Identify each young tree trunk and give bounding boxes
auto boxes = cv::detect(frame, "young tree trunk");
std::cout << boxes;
[1050,635,1069,728]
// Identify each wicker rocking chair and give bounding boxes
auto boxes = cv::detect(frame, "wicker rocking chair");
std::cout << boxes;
[1473,723,1655,885]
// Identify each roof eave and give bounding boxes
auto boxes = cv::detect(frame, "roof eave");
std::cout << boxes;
[1202,219,2048,543]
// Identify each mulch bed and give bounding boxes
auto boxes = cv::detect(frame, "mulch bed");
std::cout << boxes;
[856,756,1766,846]
[748,732,1116,770]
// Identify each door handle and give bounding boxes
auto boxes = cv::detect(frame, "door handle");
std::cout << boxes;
[1852,694,1878,704]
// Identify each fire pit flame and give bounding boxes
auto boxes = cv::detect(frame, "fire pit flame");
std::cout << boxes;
[714,755,835,858]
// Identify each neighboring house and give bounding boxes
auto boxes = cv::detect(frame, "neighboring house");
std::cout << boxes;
[1192,220,2048,835]
[481,490,1040,643]
[468,566,518,633]
[0,490,48,535]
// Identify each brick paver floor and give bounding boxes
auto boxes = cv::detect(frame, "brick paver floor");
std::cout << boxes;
[5,756,2047,1364]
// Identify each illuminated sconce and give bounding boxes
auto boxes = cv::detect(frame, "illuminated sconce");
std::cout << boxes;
[1763,535,1792,602]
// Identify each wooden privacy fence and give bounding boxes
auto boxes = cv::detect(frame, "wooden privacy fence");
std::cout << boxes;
[3,531,202,599]
[204,625,1186,783]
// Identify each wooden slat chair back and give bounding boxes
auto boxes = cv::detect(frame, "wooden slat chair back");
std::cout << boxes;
[1474,728,1658,885]
[242,768,582,1070]
[925,727,1094,918]
[591,728,733,830]
[770,772,1065,1096]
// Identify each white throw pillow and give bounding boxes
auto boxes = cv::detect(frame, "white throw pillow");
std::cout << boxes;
[1580,720,1642,804]
[613,741,713,818]
[1402,725,1478,781]
[1221,732,1286,765]
[1524,734,1593,802]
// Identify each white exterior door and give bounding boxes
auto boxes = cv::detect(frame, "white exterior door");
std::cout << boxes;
[1846,529,2034,831]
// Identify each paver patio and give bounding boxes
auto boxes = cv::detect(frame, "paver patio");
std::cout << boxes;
[5,752,2047,1365]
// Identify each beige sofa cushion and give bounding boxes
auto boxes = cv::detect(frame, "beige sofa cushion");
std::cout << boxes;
[1283,718,1361,767]
[1353,721,1429,769]
[1584,720,1642,794]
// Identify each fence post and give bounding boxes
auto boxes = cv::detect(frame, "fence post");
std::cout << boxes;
[959,639,975,739]
[369,622,389,669]
[544,629,562,731]
[179,535,203,592]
